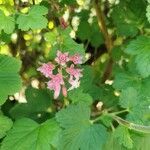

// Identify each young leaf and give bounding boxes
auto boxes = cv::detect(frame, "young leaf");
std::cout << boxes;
[0,55,22,105]
[56,104,108,150]
[0,10,15,34]
[0,115,13,139]
[16,5,48,31]
[1,118,60,150]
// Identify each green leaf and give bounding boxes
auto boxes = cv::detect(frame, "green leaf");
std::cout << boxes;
[61,28,85,56]
[104,133,150,150]
[125,36,150,78]
[16,5,48,31]
[111,0,146,37]
[0,55,22,105]
[0,115,13,139]
[0,10,15,34]
[103,133,126,150]
[1,118,60,150]
[113,70,142,90]
[77,20,91,41]
[56,104,108,150]
[119,87,150,125]
[119,87,138,109]
[98,85,118,108]
[68,88,93,105]
[131,133,150,150]
[114,126,133,149]
[79,66,102,99]
[10,87,52,122]
[49,27,86,61]
[44,29,59,45]
[90,22,104,48]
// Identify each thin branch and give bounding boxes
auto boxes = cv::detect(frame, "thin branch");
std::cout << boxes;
[93,0,113,52]
[32,0,35,5]
[93,0,114,83]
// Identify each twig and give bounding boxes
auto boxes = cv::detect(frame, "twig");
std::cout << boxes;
[32,0,35,5]
[93,0,113,52]
[93,0,114,83]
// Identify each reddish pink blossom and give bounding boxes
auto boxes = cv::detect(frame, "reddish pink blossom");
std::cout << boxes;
[55,50,69,66]
[69,54,82,64]
[60,17,68,29]
[37,62,55,78]
[62,85,67,97]
[66,64,83,79]
[47,73,64,99]
[68,76,80,91]
[38,51,83,99]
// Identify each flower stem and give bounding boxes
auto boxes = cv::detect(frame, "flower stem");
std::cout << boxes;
[110,109,129,115]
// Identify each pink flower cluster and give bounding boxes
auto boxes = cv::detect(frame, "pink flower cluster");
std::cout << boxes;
[37,50,83,99]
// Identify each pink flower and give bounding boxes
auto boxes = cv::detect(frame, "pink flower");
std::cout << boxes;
[66,64,83,80]
[62,85,67,97]
[47,73,64,99]
[60,17,68,29]
[37,62,55,78]
[55,50,69,66]
[68,76,80,91]
[38,51,83,99]
[69,54,82,64]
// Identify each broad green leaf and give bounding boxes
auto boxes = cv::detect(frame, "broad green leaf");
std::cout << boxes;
[1,118,60,150]
[56,104,108,150]
[76,16,104,47]
[90,22,104,48]
[131,133,150,150]
[79,66,102,99]
[113,71,142,90]
[68,88,93,105]
[10,87,52,122]
[77,20,91,41]
[119,87,138,109]
[111,0,146,37]
[103,133,126,150]
[16,5,48,31]
[0,115,13,139]
[114,126,133,149]
[0,10,15,34]
[119,87,150,125]
[125,36,150,78]
[98,85,118,108]
[104,133,150,150]
[0,55,22,105]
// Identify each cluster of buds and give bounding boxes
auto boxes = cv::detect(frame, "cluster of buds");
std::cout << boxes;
[37,51,83,99]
